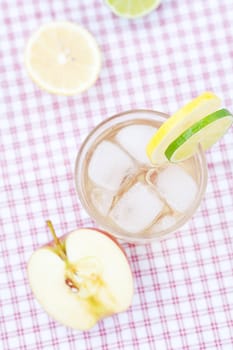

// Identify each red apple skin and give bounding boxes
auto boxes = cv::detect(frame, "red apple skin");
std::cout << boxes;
[40,227,129,260]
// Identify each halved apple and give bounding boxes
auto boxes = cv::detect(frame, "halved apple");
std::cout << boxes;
[28,221,134,330]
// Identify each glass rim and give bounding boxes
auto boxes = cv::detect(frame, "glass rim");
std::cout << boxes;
[74,109,208,244]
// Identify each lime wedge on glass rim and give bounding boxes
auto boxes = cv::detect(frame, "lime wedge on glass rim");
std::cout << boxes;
[146,92,222,164]
[165,109,233,162]
[105,0,161,19]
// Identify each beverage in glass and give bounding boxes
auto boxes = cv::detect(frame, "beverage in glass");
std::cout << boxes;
[75,110,207,243]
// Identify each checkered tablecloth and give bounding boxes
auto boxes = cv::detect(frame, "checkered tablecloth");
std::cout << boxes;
[1,0,233,349]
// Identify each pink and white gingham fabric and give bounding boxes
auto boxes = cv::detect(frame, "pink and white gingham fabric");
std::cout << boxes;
[1,1,233,349]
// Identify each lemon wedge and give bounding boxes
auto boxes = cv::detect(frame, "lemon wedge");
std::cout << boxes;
[146,92,221,164]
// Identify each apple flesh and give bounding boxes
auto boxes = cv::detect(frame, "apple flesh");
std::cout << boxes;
[28,224,134,330]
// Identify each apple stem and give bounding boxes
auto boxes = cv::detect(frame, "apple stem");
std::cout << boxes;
[46,220,67,260]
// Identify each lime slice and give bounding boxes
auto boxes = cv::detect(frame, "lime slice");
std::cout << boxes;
[165,109,233,162]
[25,22,101,95]
[105,0,161,19]
[146,92,221,164]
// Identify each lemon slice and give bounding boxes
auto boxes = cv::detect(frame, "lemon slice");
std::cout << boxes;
[165,109,233,162]
[25,22,101,95]
[105,0,161,19]
[146,92,221,164]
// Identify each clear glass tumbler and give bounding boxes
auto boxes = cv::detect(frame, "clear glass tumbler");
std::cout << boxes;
[75,110,208,244]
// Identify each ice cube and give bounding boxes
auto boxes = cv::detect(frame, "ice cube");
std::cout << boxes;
[156,164,198,212]
[88,141,136,191]
[91,187,114,216]
[115,124,156,164]
[110,183,164,234]
[151,215,177,233]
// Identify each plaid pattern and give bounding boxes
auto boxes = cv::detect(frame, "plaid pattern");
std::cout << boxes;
[1,0,233,349]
